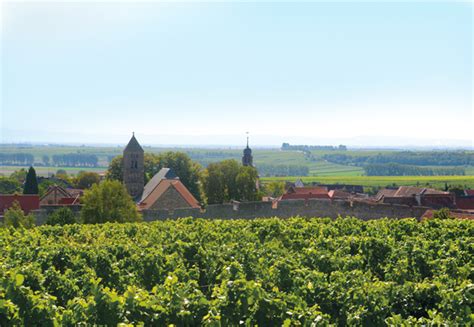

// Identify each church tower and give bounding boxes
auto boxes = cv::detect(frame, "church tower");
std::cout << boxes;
[123,133,144,199]
[242,134,253,167]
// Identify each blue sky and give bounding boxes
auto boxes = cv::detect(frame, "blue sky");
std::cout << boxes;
[1,1,472,147]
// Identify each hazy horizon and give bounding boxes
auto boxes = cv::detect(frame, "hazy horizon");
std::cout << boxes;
[1,1,473,146]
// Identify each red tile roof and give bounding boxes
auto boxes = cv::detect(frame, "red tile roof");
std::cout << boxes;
[465,190,474,196]
[281,186,329,200]
[0,194,40,214]
[138,179,200,210]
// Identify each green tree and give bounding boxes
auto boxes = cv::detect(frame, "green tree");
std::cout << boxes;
[106,156,124,182]
[0,178,22,194]
[23,166,39,194]
[235,166,259,202]
[10,168,27,182]
[46,207,77,226]
[201,164,226,204]
[220,160,240,201]
[81,180,141,224]
[3,201,35,228]
[264,181,285,198]
[202,160,259,204]
[446,184,466,197]
[74,171,100,189]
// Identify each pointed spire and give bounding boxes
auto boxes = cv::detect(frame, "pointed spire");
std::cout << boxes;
[124,132,143,152]
[246,131,249,148]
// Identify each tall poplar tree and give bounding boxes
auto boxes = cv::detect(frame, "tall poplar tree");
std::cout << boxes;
[23,166,39,194]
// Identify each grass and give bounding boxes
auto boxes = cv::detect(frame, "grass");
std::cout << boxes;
[261,175,474,189]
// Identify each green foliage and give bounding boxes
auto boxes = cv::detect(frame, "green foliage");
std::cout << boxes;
[0,217,471,325]
[0,177,22,194]
[23,167,39,195]
[202,160,259,204]
[445,184,467,197]
[73,171,100,189]
[80,180,141,224]
[264,181,286,197]
[106,155,124,182]
[432,208,453,220]
[2,201,35,229]
[9,168,27,182]
[45,207,77,226]
[236,166,260,201]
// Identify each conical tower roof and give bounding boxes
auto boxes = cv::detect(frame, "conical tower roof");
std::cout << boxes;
[124,133,143,152]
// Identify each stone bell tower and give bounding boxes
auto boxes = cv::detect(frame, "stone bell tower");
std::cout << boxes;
[123,133,144,199]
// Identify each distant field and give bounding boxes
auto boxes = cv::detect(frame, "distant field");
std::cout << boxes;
[1,145,473,179]
[262,175,474,189]
[0,165,106,177]
[308,161,364,176]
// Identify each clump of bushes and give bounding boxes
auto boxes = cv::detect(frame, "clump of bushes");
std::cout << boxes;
[45,207,77,226]
[2,201,35,228]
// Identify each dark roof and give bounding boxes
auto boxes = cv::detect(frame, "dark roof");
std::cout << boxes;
[124,134,143,152]
[140,168,178,202]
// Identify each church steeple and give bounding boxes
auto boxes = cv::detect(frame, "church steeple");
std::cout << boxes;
[123,133,144,199]
[242,132,253,167]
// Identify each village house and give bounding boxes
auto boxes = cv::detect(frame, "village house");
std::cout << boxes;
[374,186,455,209]
[40,185,83,206]
[123,135,200,211]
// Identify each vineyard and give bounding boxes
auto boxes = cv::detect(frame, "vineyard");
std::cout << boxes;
[0,218,472,325]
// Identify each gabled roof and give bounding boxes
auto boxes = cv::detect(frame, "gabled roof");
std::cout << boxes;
[375,188,397,201]
[138,179,200,210]
[40,186,83,201]
[141,168,178,202]
[328,189,352,199]
[124,134,143,152]
[40,185,71,201]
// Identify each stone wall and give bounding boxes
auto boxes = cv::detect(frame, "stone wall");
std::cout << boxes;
[25,199,429,225]
[142,199,429,221]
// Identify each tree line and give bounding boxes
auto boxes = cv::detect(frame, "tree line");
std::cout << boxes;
[324,151,474,166]
[0,153,34,166]
[51,154,99,167]
[364,163,465,176]
[282,143,347,151]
